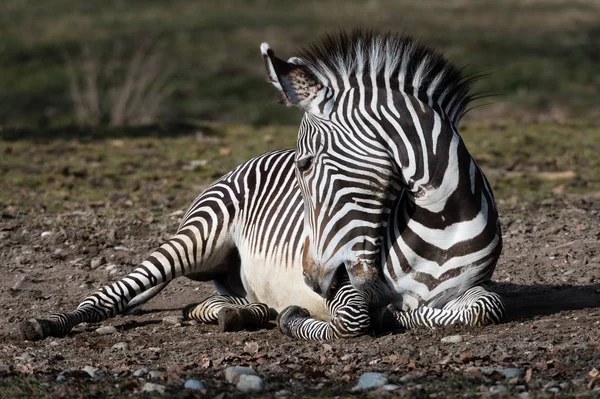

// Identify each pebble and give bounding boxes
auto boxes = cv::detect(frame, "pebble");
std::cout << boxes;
[351,372,389,391]
[225,366,257,384]
[441,334,463,343]
[105,264,118,273]
[79,282,92,289]
[142,382,165,394]
[184,379,206,391]
[490,385,507,393]
[275,389,291,397]
[40,231,52,238]
[90,256,106,268]
[383,384,400,391]
[236,374,265,393]
[82,366,98,378]
[95,326,117,335]
[111,342,129,351]
[54,248,63,255]
[478,366,524,379]
[49,341,60,347]
[162,316,184,326]
[56,374,67,383]
[148,370,164,379]
[399,374,416,383]
[133,367,148,378]
[517,393,530,399]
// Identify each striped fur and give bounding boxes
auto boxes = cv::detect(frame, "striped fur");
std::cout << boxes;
[19,31,504,343]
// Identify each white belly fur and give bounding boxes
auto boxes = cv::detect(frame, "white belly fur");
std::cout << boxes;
[240,256,329,321]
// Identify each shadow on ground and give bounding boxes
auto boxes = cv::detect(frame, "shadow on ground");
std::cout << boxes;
[492,282,600,322]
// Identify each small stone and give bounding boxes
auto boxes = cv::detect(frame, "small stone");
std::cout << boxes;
[114,246,130,252]
[90,256,106,268]
[133,367,148,378]
[383,384,400,391]
[162,316,184,326]
[399,374,416,383]
[41,231,52,238]
[79,282,92,289]
[502,368,525,379]
[441,334,463,343]
[478,366,524,380]
[352,372,389,391]
[95,326,117,335]
[148,370,164,379]
[517,393,530,399]
[275,389,291,396]
[111,342,129,351]
[15,352,35,363]
[82,366,98,378]
[56,374,67,383]
[225,366,257,384]
[236,374,265,393]
[184,379,206,390]
[54,248,63,255]
[142,382,165,394]
[490,385,507,393]
[105,264,118,273]
[49,341,60,347]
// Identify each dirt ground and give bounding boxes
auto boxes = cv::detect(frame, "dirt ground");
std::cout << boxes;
[0,123,599,398]
[0,192,598,398]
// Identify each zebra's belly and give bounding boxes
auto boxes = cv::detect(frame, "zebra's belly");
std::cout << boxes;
[239,255,329,321]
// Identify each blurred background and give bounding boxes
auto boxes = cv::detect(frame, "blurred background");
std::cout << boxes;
[1,0,599,214]
[1,0,599,129]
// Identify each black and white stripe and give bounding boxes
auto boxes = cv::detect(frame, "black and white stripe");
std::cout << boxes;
[20,31,504,342]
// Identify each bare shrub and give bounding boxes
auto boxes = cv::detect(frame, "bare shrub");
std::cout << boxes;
[64,40,175,126]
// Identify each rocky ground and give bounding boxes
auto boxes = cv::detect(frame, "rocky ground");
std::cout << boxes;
[0,195,598,398]
[0,124,599,398]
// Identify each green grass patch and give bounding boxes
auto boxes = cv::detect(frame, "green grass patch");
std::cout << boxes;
[1,121,598,214]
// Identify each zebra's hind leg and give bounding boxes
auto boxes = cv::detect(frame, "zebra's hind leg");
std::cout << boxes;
[277,284,370,340]
[183,295,271,332]
[392,286,505,329]
[442,286,505,326]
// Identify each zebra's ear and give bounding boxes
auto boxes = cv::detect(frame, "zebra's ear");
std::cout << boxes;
[261,43,323,110]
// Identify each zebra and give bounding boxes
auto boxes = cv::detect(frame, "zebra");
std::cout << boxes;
[18,31,504,343]
[262,30,505,338]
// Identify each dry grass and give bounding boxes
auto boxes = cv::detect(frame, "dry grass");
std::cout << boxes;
[63,40,174,127]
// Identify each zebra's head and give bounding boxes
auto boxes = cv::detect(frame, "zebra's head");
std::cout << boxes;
[261,31,474,301]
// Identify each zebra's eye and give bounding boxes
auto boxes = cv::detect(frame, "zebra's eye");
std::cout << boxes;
[296,156,314,173]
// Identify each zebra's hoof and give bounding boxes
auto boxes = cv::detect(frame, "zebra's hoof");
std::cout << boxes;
[18,318,53,341]
[276,305,310,337]
[217,307,247,332]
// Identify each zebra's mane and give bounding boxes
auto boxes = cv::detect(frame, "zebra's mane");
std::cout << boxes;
[297,30,479,126]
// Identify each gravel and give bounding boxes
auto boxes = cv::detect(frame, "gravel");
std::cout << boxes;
[95,326,117,335]
[110,342,129,351]
[184,378,206,390]
[142,382,166,394]
[236,374,265,393]
[440,334,463,343]
[225,366,257,384]
[351,372,389,391]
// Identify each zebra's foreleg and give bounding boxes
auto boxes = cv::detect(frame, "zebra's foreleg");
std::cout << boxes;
[277,284,371,340]
[391,286,505,329]
[183,295,272,332]
[19,232,204,341]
